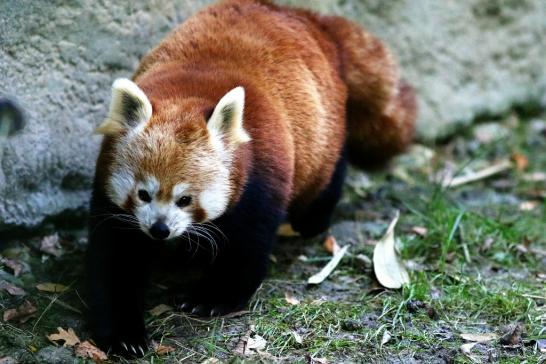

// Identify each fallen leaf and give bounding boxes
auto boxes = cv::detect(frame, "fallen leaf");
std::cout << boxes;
[323,235,340,255]
[0,280,26,296]
[499,322,524,346]
[200,359,222,364]
[0,357,17,364]
[460,333,498,343]
[307,245,349,285]
[537,338,546,353]
[310,358,329,364]
[1,258,25,277]
[277,223,299,237]
[522,172,546,182]
[39,234,63,257]
[36,283,68,293]
[373,211,410,289]
[148,304,172,317]
[154,344,175,355]
[460,342,477,354]
[512,152,529,171]
[354,254,372,268]
[292,331,303,344]
[247,335,267,351]
[411,226,428,237]
[3,301,37,323]
[75,340,108,362]
[47,327,80,347]
[519,201,538,211]
[284,293,300,306]
[444,159,512,188]
[381,330,392,346]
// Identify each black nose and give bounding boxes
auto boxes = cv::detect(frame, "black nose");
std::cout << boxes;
[149,221,170,240]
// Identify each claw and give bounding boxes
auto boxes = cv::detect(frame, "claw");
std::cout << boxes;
[130,345,136,354]
[180,302,190,310]
[121,342,128,351]
[138,345,145,356]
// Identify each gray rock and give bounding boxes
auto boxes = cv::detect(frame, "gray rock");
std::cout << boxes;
[35,346,74,364]
[0,0,545,229]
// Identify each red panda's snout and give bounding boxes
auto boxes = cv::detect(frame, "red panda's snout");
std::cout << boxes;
[96,79,251,240]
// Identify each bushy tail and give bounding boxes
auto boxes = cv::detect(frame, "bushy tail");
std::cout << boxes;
[320,15,417,169]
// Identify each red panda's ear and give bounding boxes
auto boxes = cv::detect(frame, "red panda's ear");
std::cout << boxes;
[207,87,251,145]
[95,78,152,135]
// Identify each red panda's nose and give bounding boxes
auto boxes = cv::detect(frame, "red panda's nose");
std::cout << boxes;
[149,221,170,240]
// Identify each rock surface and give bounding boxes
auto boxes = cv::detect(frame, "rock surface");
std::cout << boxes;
[0,0,545,229]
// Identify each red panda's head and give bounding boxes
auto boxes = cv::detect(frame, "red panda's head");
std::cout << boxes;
[96,78,250,240]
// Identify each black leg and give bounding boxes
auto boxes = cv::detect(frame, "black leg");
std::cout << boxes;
[290,150,347,238]
[86,195,151,357]
[178,175,284,316]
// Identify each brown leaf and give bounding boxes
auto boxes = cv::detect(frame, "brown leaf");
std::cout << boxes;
[284,293,300,306]
[0,280,26,296]
[75,341,108,362]
[47,327,80,347]
[154,343,175,356]
[460,333,498,343]
[148,304,172,317]
[277,223,299,237]
[411,226,428,237]
[1,258,25,277]
[39,234,63,257]
[512,153,529,171]
[36,283,68,293]
[499,323,524,346]
[3,301,37,323]
[323,235,340,255]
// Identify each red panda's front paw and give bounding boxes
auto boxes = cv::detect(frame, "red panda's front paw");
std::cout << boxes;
[179,300,246,317]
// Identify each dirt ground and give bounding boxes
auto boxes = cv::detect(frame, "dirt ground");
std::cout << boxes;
[1,111,545,363]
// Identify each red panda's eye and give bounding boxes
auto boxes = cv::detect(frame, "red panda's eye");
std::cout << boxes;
[138,189,152,203]
[176,195,192,208]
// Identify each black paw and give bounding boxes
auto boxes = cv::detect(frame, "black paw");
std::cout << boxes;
[291,214,330,238]
[95,330,148,358]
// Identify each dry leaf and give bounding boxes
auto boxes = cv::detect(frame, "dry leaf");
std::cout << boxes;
[39,234,63,257]
[460,333,498,343]
[284,293,300,306]
[519,201,538,211]
[277,223,299,237]
[373,212,410,289]
[323,235,340,255]
[460,342,477,354]
[411,226,428,237]
[148,304,172,317]
[3,301,37,323]
[36,283,68,293]
[512,153,529,171]
[444,159,512,188]
[355,254,372,268]
[310,358,329,364]
[1,258,25,277]
[307,245,349,285]
[522,172,546,182]
[499,323,524,346]
[154,344,175,355]
[381,330,392,346]
[292,331,303,344]
[0,357,17,364]
[200,359,222,364]
[0,280,26,296]
[75,340,107,362]
[247,335,267,351]
[537,338,546,353]
[47,327,80,347]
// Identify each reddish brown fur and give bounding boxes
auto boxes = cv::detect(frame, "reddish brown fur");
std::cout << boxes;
[97,0,416,214]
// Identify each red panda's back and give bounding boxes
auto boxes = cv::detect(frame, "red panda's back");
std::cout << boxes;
[134,0,347,209]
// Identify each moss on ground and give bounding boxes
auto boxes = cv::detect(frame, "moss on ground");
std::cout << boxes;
[1,112,545,363]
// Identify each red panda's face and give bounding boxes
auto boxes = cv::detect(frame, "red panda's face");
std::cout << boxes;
[97,79,250,240]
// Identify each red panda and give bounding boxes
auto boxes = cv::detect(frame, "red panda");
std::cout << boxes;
[86,0,416,357]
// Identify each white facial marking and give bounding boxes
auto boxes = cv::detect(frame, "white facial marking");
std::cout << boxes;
[107,168,135,206]
[200,176,230,221]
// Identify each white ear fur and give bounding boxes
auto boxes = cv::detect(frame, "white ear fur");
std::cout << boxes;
[95,78,152,135]
[207,87,251,144]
